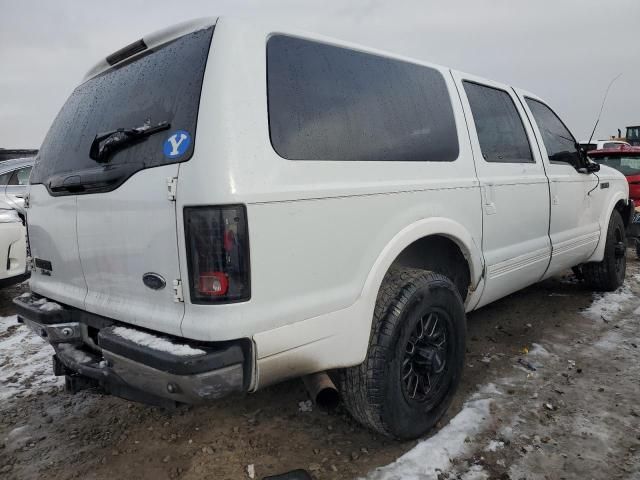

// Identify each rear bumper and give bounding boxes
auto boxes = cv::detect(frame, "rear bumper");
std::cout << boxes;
[13,293,252,405]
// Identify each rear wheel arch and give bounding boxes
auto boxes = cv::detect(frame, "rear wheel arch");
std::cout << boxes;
[360,219,482,311]
[391,235,471,302]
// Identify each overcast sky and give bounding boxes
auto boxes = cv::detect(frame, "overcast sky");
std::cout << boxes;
[1,0,638,148]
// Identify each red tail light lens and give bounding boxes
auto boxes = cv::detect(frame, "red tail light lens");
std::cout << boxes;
[184,205,250,303]
[198,271,229,296]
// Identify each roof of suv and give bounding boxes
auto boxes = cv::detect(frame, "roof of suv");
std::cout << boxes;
[83,17,217,82]
[588,145,640,157]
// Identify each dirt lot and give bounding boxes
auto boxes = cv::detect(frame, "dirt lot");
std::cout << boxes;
[1,254,639,480]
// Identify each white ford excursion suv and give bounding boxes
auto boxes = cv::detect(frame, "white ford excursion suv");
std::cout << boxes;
[16,17,632,440]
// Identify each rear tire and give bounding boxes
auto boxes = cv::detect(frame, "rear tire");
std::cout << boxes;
[337,267,466,440]
[583,210,626,291]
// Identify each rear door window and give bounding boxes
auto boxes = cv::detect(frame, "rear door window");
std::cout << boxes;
[0,171,13,186]
[9,166,32,185]
[525,98,581,168]
[31,27,214,194]
[463,81,533,163]
[267,35,459,162]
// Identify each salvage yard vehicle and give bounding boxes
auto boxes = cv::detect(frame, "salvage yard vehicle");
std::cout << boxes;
[0,198,28,287]
[0,157,35,213]
[14,17,633,440]
[589,145,640,257]
[579,139,630,152]
[626,126,640,146]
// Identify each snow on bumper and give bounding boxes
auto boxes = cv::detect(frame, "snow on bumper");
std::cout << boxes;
[13,293,250,405]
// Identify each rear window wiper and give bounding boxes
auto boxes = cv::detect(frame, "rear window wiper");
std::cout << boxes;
[89,121,170,163]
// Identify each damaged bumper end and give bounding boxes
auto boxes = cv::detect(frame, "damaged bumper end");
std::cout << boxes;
[13,293,251,406]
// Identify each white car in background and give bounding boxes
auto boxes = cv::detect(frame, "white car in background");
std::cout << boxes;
[580,139,630,152]
[0,198,27,287]
[0,157,35,214]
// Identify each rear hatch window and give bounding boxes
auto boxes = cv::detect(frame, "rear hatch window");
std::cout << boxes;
[31,26,214,195]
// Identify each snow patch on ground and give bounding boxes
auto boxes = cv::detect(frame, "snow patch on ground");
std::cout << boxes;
[582,284,633,321]
[364,396,493,480]
[111,326,206,357]
[485,439,505,452]
[528,343,552,358]
[476,383,502,396]
[459,465,488,480]
[592,330,624,351]
[0,315,61,400]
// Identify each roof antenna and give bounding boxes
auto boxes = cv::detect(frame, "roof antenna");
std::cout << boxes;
[587,73,623,144]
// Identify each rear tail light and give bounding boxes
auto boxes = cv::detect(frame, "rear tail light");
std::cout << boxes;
[184,205,250,303]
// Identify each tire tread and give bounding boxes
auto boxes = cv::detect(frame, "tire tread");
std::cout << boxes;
[337,267,462,437]
[583,210,626,291]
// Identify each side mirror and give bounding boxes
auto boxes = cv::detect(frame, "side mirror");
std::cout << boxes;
[578,161,600,174]
[587,161,600,173]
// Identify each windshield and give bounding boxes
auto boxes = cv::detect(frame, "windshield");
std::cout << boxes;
[593,155,640,176]
[31,26,214,194]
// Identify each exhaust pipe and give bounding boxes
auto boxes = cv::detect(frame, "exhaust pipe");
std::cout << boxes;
[302,372,339,410]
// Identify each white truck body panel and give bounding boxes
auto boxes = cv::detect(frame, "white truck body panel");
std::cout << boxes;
[25,17,630,393]
[77,164,184,336]
[27,186,86,307]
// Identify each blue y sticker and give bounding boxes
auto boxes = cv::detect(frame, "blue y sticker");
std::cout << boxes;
[163,130,191,159]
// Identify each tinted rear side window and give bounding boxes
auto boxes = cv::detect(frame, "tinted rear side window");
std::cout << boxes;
[31,27,214,193]
[463,81,533,163]
[267,35,459,162]
[525,98,580,167]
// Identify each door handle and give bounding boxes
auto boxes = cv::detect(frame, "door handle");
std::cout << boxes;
[482,184,496,215]
[550,181,559,205]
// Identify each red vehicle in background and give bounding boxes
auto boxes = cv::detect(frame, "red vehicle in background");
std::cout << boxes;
[589,145,640,256]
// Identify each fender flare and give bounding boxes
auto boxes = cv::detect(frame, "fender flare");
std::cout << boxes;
[587,192,628,263]
[358,217,483,310]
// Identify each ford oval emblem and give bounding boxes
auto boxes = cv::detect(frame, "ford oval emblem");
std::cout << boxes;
[143,273,166,290]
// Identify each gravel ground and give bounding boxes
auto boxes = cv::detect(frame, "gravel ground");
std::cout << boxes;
[1,253,639,480]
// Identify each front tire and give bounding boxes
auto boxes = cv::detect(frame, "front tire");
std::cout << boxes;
[337,267,466,440]
[583,210,626,291]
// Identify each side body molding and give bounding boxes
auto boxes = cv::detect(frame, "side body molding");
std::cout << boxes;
[359,217,484,310]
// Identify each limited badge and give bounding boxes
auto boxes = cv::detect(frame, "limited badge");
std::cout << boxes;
[163,130,191,159]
